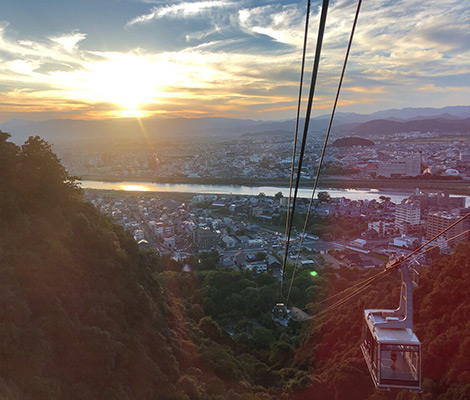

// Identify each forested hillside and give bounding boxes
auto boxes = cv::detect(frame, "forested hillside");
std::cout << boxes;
[0,131,184,399]
[1,131,469,399]
[0,132,283,399]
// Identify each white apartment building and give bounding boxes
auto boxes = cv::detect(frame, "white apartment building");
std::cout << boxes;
[395,202,421,234]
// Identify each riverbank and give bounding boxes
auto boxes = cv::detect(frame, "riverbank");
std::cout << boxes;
[84,188,195,202]
[326,178,470,194]
[79,174,470,195]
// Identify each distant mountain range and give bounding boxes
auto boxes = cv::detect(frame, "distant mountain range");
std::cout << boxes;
[349,117,470,136]
[1,105,470,145]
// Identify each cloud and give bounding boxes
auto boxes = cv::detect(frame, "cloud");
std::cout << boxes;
[0,25,86,67]
[3,60,41,75]
[126,1,233,27]
[0,0,469,121]
[237,3,305,46]
[0,22,303,119]
[50,32,87,52]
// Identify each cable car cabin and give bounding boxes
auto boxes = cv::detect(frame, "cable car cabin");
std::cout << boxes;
[361,310,421,390]
[272,303,291,325]
[361,262,421,391]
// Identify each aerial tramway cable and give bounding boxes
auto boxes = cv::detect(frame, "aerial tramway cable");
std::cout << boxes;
[290,268,389,320]
[291,227,470,321]
[281,0,312,300]
[276,0,470,322]
[408,228,470,264]
[389,209,470,270]
[315,265,388,307]
[285,0,363,306]
[280,0,330,301]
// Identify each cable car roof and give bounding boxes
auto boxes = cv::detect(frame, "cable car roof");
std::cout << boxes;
[364,309,420,345]
[374,327,420,345]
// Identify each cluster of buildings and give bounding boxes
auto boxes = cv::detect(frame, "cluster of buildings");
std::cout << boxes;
[85,186,469,278]
[92,194,194,253]
[58,128,470,183]
[392,190,469,249]
[59,136,297,181]
[343,189,469,268]
[329,134,470,179]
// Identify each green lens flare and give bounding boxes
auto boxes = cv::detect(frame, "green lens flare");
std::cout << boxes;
[310,271,318,277]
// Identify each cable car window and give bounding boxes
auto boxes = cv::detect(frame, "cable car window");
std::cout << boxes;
[379,344,420,387]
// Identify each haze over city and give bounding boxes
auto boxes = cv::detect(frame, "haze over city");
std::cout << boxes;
[0,0,469,122]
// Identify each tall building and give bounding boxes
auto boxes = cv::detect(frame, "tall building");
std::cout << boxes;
[378,154,421,178]
[395,202,421,234]
[426,211,468,246]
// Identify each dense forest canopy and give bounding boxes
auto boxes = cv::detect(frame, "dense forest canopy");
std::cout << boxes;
[0,131,469,399]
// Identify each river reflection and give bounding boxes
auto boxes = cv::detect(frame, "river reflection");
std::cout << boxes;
[81,180,418,203]
[118,184,151,192]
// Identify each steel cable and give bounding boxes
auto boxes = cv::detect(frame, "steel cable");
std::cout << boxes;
[285,0,363,305]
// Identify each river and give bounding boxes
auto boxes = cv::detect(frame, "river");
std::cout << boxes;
[80,179,421,203]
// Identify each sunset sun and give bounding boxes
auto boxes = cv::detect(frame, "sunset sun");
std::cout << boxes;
[50,53,185,118]
[85,56,160,117]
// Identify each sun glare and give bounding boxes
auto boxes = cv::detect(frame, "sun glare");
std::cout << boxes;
[119,184,150,192]
[87,56,158,116]
[30,49,233,118]
[53,53,184,118]
[119,108,152,118]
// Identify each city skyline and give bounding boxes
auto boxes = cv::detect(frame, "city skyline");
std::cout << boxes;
[0,0,469,122]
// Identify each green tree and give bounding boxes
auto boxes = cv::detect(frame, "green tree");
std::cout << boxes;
[198,250,220,270]
[198,316,224,341]
[252,327,274,349]
[17,136,81,210]
[317,191,330,202]
[0,131,20,222]
[198,343,241,380]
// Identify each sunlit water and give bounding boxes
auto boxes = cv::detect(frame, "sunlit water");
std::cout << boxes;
[80,180,423,203]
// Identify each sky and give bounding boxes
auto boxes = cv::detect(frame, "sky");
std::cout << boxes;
[0,0,469,122]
